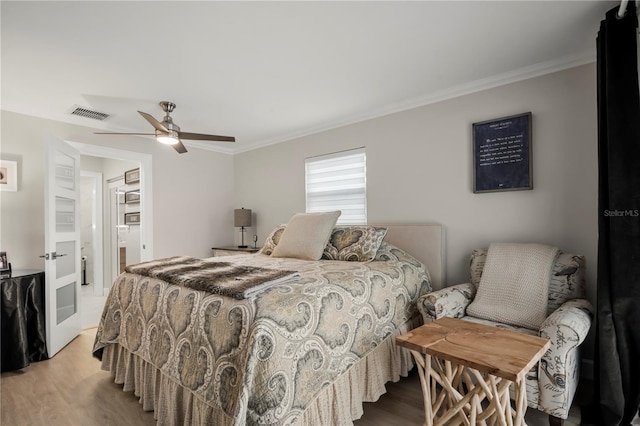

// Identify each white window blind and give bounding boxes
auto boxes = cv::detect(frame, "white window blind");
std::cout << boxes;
[305,148,367,225]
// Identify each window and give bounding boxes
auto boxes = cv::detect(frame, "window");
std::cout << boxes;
[305,148,367,225]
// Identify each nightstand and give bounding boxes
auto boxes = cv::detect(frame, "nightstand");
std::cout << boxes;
[211,246,261,257]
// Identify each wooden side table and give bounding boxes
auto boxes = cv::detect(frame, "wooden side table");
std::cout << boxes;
[396,317,549,426]
[211,246,261,257]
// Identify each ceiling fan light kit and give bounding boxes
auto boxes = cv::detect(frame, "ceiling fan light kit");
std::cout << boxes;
[155,130,179,145]
[94,101,236,154]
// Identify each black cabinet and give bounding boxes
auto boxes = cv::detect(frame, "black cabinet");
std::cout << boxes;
[1,270,48,371]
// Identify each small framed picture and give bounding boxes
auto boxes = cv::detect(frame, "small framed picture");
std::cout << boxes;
[124,212,141,225]
[0,160,18,192]
[125,190,140,204]
[124,168,140,184]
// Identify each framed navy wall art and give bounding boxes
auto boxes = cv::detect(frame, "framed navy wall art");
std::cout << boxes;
[473,112,532,193]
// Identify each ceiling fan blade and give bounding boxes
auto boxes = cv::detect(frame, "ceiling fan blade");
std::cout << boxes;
[94,132,155,135]
[138,111,169,132]
[172,140,188,154]
[178,131,235,142]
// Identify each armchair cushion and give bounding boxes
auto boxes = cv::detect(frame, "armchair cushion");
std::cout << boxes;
[470,249,586,315]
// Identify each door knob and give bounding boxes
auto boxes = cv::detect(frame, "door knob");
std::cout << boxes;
[39,253,50,260]
[51,252,67,260]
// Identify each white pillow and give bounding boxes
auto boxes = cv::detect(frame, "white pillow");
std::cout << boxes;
[466,243,559,330]
[271,211,341,260]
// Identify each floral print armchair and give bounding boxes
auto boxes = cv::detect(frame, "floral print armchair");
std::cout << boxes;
[416,249,593,426]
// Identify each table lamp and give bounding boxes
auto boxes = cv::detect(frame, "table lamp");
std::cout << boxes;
[234,208,252,248]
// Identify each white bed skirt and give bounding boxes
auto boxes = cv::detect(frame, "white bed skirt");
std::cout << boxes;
[101,315,421,426]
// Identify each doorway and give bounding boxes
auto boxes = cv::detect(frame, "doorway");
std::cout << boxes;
[69,142,153,329]
[80,171,103,295]
[107,171,141,286]
[78,157,141,328]
[80,170,106,329]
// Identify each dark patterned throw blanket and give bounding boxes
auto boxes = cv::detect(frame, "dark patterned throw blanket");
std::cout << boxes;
[124,256,298,299]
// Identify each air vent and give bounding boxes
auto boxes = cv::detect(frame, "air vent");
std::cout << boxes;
[69,105,110,121]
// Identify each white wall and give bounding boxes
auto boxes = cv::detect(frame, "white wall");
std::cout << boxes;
[234,64,598,307]
[0,110,236,270]
[80,155,105,173]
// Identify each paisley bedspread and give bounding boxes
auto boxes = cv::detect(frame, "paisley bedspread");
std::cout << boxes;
[92,242,431,425]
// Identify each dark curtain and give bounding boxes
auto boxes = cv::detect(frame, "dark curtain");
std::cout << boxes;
[591,2,640,425]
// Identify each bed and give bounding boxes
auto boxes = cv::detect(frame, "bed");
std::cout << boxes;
[93,224,444,425]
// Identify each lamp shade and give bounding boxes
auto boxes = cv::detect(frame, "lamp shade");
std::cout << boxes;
[234,208,252,227]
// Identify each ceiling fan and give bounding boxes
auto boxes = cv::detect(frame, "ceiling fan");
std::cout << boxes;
[95,101,235,153]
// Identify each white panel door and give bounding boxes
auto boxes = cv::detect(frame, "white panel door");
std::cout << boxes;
[44,134,82,357]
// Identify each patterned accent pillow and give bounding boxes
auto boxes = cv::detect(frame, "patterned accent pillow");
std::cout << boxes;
[259,225,286,255]
[321,226,388,262]
[468,248,586,315]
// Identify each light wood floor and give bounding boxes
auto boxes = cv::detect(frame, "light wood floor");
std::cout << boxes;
[1,328,582,426]
[1,329,155,426]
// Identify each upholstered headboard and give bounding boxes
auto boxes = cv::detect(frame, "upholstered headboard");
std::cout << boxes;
[379,224,445,290]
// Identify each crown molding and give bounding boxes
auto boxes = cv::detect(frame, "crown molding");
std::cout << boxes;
[232,50,596,155]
